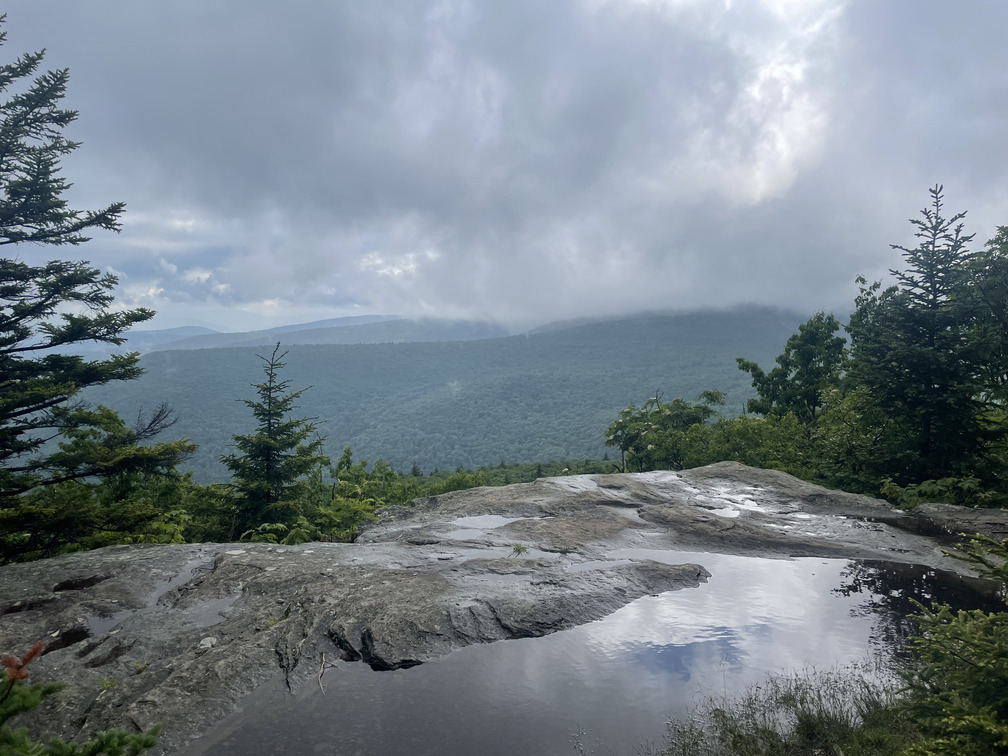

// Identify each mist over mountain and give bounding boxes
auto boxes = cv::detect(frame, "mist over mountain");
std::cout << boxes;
[84,306,806,480]
[122,326,220,353]
[123,316,511,352]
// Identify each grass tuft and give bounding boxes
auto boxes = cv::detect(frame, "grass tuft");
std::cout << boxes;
[643,663,919,756]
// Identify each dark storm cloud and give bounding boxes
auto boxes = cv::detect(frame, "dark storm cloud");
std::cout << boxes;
[2,1,1006,329]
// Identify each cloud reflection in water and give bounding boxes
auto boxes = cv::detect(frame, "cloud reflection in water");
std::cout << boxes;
[183,554,936,756]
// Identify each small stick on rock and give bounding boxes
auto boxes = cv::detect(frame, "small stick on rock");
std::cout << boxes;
[317,652,338,695]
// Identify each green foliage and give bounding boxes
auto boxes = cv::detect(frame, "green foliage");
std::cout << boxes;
[419,468,488,497]
[84,308,803,480]
[321,447,387,539]
[203,449,608,546]
[0,16,191,499]
[220,343,328,536]
[0,259,158,499]
[899,535,1008,754]
[606,390,725,472]
[0,18,196,563]
[638,186,1008,506]
[476,458,613,484]
[605,393,816,478]
[971,226,1008,409]
[737,311,847,424]
[2,640,158,755]
[0,465,203,563]
[648,664,915,756]
[810,385,912,494]
[847,186,1002,485]
[902,605,1008,754]
[878,476,1004,510]
[951,534,1008,590]
[277,515,321,545]
[303,448,487,541]
[1,682,159,754]
[679,413,812,477]
[0,19,123,249]
[240,521,301,544]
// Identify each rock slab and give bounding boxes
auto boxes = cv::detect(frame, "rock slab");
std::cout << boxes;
[1,462,1004,754]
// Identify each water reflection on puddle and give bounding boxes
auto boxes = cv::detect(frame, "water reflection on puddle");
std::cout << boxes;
[439,514,539,542]
[183,555,988,756]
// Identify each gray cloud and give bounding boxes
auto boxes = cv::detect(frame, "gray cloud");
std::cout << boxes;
[4,0,1006,330]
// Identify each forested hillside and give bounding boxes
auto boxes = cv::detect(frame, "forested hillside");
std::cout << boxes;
[84,306,804,480]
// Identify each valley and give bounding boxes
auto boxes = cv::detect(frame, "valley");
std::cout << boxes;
[85,306,805,480]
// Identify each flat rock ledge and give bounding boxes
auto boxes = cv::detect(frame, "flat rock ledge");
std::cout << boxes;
[1,462,1005,754]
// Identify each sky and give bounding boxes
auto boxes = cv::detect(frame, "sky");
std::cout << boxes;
[3,1,1007,332]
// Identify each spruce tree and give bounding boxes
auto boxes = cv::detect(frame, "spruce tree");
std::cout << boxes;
[846,185,995,483]
[221,344,328,536]
[0,18,193,504]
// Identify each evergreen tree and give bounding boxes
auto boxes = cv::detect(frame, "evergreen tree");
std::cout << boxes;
[0,17,194,551]
[221,344,328,536]
[969,226,1008,410]
[846,185,995,483]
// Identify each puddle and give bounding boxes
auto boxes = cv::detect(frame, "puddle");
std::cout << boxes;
[181,555,993,756]
[84,609,132,636]
[82,550,219,636]
[438,515,537,541]
[450,515,527,529]
[441,528,491,541]
[183,595,241,628]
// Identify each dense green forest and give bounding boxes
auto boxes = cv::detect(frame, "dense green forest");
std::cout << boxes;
[83,306,803,480]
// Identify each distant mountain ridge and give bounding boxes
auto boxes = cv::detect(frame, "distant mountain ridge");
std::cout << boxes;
[125,315,511,352]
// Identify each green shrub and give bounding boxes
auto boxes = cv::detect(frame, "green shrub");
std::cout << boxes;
[899,534,1008,754]
[647,664,915,756]
[1,641,159,755]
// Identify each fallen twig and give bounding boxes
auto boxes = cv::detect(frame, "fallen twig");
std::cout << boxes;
[317,652,339,695]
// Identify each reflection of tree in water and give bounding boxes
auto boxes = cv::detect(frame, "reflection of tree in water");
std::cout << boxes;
[834,560,1002,658]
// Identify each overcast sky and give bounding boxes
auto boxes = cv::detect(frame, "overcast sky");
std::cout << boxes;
[4,1,1006,331]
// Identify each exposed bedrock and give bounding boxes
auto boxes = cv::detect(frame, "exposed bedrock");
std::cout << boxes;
[1,462,1004,754]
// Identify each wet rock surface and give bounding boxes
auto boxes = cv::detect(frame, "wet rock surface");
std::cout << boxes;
[1,462,1005,754]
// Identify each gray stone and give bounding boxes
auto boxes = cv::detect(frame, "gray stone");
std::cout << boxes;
[0,462,1004,754]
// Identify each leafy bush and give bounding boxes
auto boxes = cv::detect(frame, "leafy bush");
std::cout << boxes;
[605,391,725,472]
[680,413,812,478]
[879,476,1006,509]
